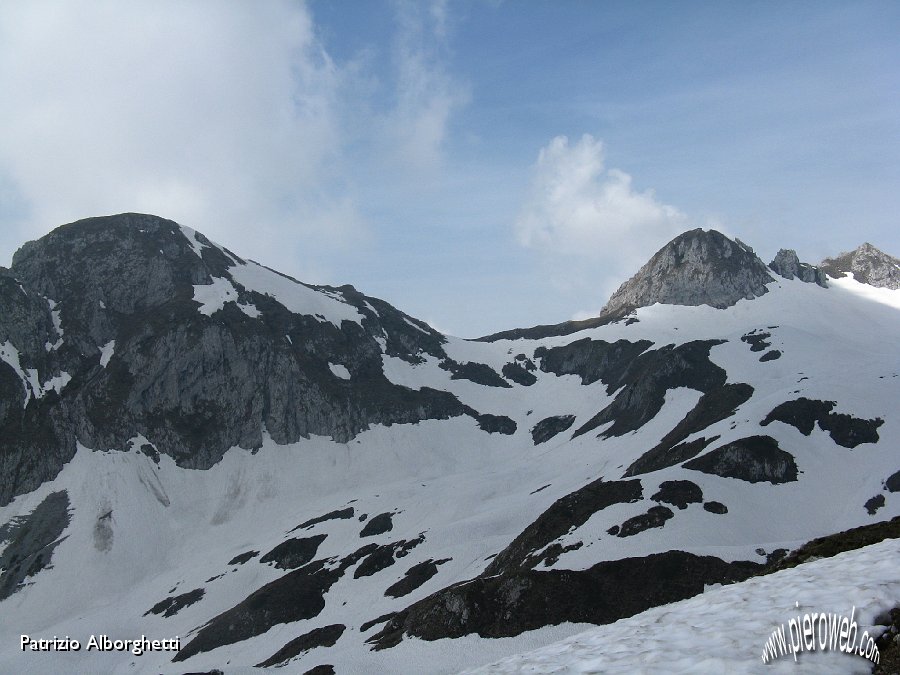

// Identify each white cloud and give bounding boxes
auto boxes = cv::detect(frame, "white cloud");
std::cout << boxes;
[515,134,688,315]
[382,0,469,170]
[0,0,363,277]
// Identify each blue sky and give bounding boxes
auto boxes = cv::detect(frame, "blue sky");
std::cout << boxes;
[1,1,897,336]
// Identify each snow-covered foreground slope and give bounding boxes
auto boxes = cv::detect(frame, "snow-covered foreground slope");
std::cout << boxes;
[463,537,900,674]
[1,218,899,673]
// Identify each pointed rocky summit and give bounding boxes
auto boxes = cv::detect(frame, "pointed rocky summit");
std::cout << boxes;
[819,243,900,290]
[601,229,774,315]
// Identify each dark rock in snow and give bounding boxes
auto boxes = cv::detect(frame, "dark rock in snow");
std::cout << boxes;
[360,512,393,537]
[260,534,327,570]
[475,413,517,435]
[354,535,425,579]
[301,666,336,675]
[384,558,451,598]
[501,361,537,386]
[703,501,728,514]
[535,338,653,386]
[0,490,70,601]
[368,551,762,648]
[256,624,345,668]
[226,550,258,565]
[616,505,675,537]
[360,612,398,633]
[759,350,781,361]
[652,480,703,509]
[625,436,719,477]
[530,415,576,445]
[740,330,771,352]
[144,588,204,618]
[439,359,511,387]
[484,478,642,575]
[761,397,883,447]
[292,507,355,532]
[865,495,885,515]
[684,436,798,484]
[573,340,728,439]
[886,470,900,493]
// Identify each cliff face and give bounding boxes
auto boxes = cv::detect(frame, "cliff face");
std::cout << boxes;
[601,229,774,316]
[0,214,479,506]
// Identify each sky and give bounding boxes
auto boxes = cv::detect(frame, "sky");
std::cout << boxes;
[0,1,897,337]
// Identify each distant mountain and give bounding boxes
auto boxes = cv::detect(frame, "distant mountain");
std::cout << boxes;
[601,228,774,315]
[819,242,900,289]
[1,214,897,674]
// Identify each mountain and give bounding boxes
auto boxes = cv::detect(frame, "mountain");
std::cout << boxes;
[1,215,898,674]
[819,242,900,290]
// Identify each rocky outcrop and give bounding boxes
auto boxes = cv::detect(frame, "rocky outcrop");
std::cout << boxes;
[601,229,774,315]
[768,249,827,286]
[0,214,496,506]
[819,243,900,289]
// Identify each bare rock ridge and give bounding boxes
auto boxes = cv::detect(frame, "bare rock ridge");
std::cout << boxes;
[601,228,774,315]
[768,249,827,287]
[819,242,900,289]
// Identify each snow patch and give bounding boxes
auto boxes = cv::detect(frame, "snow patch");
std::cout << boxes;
[228,260,363,328]
[99,340,115,368]
[192,277,239,316]
[329,363,351,380]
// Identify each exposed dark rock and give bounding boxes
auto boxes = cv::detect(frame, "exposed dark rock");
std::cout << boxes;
[761,397,883,447]
[759,350,781,361]
[385,558,451,598]
[475,310,631,342]
[484,478,642,575]
[255,624,345,668]
[530,415,576,445]
[601,229,774,315]
[0,214,484,507]
[226,550,258,566]
[768,249,827,286]
[368,551,762,648]
[703,501,728,514]
[740,330,771,352]
[139,443,160,463]
[573,340,728,439]
[625,436,719,477]
[360,612,398,633]
[606,525,620,535]
[886,470,900,493]
[501,361,537,386]
[292,507,355,532]
[617,506,674,537]
[144,588,204,618]
[439,359,511,388]
[174,560,345,661]
[625,381,753,477]
[0,490,70,601]
[819,243,900,289]
[767,515,900,573]
[865,495,885,515]
[651,480,703,510]
[354,535,425,579]
[301,666,336,675]
[475,413,517,435]
[684,436,798,484]
[360,512,393,537]
[533,541,583,567]
[260,534,327,570]
[535,338,653,387]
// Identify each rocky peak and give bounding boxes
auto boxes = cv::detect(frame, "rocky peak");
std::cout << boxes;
[819,243,900,290]
[768,249,827,287]
[601,229,774,315]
